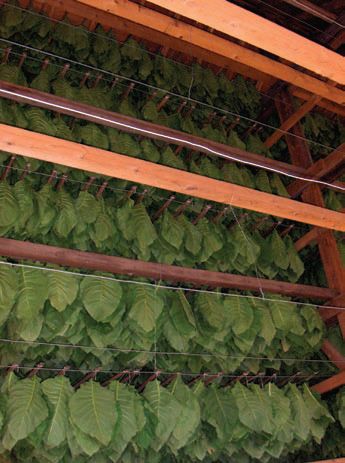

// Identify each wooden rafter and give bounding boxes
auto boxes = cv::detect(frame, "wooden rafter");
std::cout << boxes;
[290,87,345,118]
[275,90,345,326]
[312,370,345,394]
[1,124,345,231]
[70,0,345,105]
[287,143,345,198]
[309,458,345,462]
[23,0,274,87]
[264,95,321,149]
[0,238,336,299]
[280,0,338,23]
[295,208,345,252]
[321,339,345,370]
[140,0,345,85]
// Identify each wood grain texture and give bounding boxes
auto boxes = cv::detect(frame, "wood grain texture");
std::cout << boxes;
[74,0,345,105]
[143,0,345,85]
[1,124,345,231]
[0,238,337,299]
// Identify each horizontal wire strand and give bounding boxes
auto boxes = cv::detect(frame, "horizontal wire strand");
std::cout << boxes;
[0,38,340,155]
[0,363,332,380]
[2,84,344,194]
[0,260,343,312]
[0,337,342,365]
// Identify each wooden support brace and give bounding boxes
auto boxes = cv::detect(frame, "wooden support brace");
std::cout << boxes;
[312,370,345,394]
[264,95,321,148]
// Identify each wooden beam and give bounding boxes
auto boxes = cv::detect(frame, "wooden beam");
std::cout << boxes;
[141,0,345,85]
[2,124,345,231]
[72,0,345,105]
[0,238,336,299]
[265,95,321,148]
[0,80,307,178]
[312,369,345,394]
[275,92,345,295]
[287,143,345,198]
[295,208,345,252]
[27,0,274,85]
[310,459,345,463]
[281,0,337,23]
[290,87,345,118]
[295,227,319,251]
[321,339,345,370]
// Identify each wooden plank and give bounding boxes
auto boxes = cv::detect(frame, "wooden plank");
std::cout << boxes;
[0,80,308,178]
[141,0,345,85]
[264,95,321,148]
[281,0,337,23]
[312,369,345,394]
[321,339,345,370]
[72,0,345,105]
[0,238,336,299]
[2,124,345,231]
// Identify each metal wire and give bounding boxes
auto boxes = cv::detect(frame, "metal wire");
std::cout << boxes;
[0,260,343,312]
[0,38,340,156]
[0,337,341,365]
[0,363,332,380]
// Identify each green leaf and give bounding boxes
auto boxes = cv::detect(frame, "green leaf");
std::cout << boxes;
[0,181,19,230]
[168,377,200,453]
[128,286,164,333]
[159,211,185,251]
[225,296,254,336]
[48,271,79,312]
[0,265,17,326]
[143,380,181,451]
[80,278,122,322]
[5,377,48,447]
[15,267,48,318]
[69,381,116,446]
[42,376,73,447]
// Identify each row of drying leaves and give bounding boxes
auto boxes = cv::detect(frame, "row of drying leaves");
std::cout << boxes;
[0,372,338,463]
[0,261,323,373]
[1,2,344,155]
[0,172,304,281]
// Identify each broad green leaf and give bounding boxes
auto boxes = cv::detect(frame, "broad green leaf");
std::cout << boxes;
[225,296,254,336]
[15,267,48,326]
[0,266,17,325]
[128,286,164,333]
[0,181,18,229]
[80,278,122,322]
[143,380,181,451]
[47,272,79,312]
[168,377,200,453]
[42,376,74,447]
[69,381,116,446]
[5,377,48,446]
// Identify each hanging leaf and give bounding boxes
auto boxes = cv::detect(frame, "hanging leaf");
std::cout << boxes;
[80,278,122,322]
[69,380,116,446]
[42,376,74,447]
[4,377,48,448]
